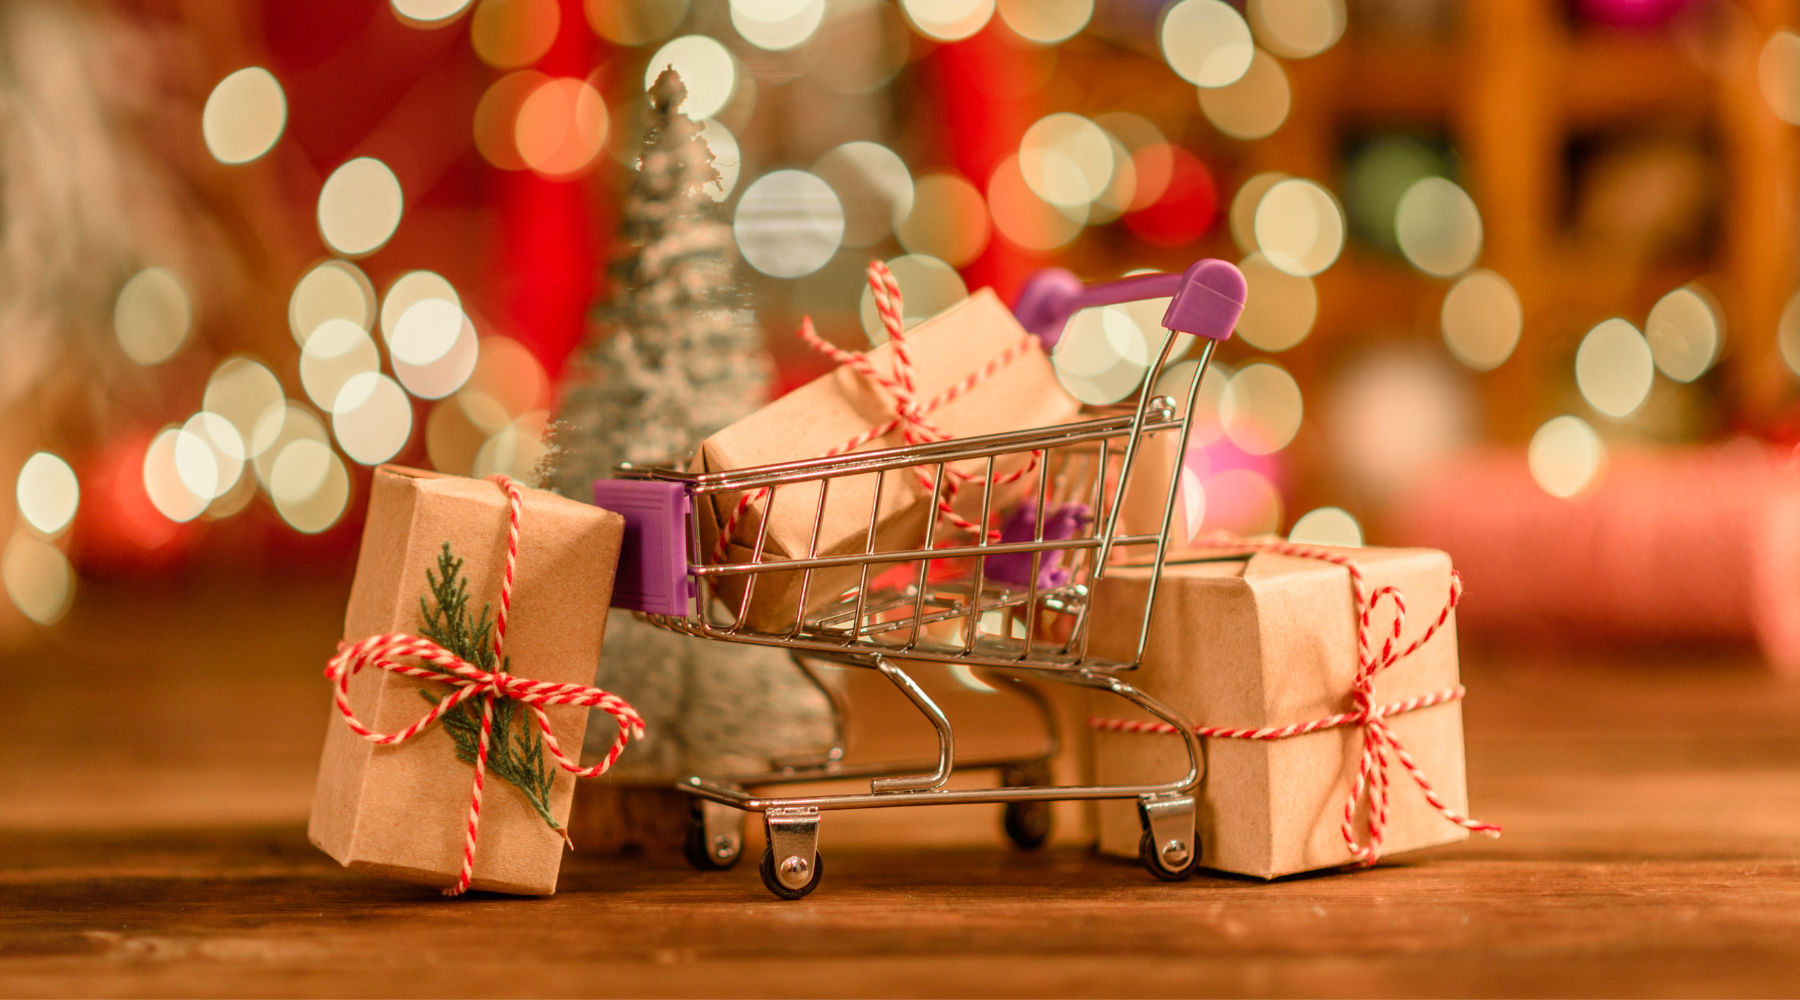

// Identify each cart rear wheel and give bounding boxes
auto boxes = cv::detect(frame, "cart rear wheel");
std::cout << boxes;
[1139,827,1198,882]
[683,803,741,872]
[1003,800,1052,850]
[759,845,823,900]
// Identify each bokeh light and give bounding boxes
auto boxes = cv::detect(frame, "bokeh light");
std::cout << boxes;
[180,412,246,501]
[1198,48,1289,140]
[474,70,550,171]
[1153,359,1231,446]
[1234,252,1316,352]
[1759,30,1800,125]
[203,358,286,458]
[896,173,990,267]
[143,426,208,523]
[471,0,560,68]
[1576,318,1655,419]
[15,453,78,537]
[1121,147,1216,246]
[1289,506,1361,547]
[252,404,330,495]
[989,154,1084,251]
[813,142,912,247]
[1396,176,1483,277]
[113,268,192,366]
[389,298,464,367]
[1020,113,1114,209]
[1220,363,1303,454]
[1645,285,1721,383]
[645,36,736,119]
[700,119,741,201]
[473,411,552,480]
[3,534,72,625]
[1254,178,1344,276]
[458,337,549,436]
[734,170,846,278]
[1329,348,1473,497]
[1200,468,1282,536]
[900,0,996,42]
[1053,306,1153,405]
[1246,0,1345,59]
[317,157,404,257]
[202,67,287,165]
[516,77,608,177]
[381,271,462,346]
[1160,0,1254,88]
[289,260,375,347]
[997,0,1091,43]
[585,0,688,45]
[271,440,351,533]
[731,0,826,50]
[333,373,415,466]
[1229,171,1286,253]
[1529,415,1605,498]
[301,319,382,414]
[1440,269,1521,371]
[395,313,480,399]
[392,0,475,24]
[1341,135,1453,253]
[858,255,967,343]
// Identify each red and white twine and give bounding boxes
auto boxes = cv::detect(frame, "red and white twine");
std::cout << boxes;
[711,260,1042,560]
[324,474,644,897]
[1089,535,1500,866]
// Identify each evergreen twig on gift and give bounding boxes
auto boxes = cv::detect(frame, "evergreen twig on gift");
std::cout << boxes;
[416,542,561,831]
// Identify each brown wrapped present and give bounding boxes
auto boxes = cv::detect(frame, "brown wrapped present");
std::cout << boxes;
[309,466,637,896]
[1085,542,1495,879]
[692,286,1082,632]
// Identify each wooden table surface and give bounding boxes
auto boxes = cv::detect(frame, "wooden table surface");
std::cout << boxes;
[4,578,1799,998]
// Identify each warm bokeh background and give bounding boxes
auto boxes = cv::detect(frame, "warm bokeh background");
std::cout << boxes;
[6,0,1800,662]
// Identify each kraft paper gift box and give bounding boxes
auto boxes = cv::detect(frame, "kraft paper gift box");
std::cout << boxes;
[692,288,1082,633]
[1086,546,1474,878]
[309,466,625,895]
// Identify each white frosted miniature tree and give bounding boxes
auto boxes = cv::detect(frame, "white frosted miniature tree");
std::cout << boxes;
[547,69,833,784]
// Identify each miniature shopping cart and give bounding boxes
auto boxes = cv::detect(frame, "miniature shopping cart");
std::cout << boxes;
[593,259,1247,899]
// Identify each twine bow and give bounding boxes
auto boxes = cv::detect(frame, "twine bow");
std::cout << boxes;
[325,474,644,897]
[1089,536,1499,866]
[712,260,1042,559]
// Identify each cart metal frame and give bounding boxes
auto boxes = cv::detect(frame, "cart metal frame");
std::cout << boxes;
[600,259,1246,898]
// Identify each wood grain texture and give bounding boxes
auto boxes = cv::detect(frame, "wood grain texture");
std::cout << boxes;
[2,581,1799,997]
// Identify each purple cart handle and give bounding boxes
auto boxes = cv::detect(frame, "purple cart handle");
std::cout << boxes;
[1011,260,1245,349]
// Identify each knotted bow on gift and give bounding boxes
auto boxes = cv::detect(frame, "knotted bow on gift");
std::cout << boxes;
[1090,536,1500,866]
[325,474,644,897]
[712,260,1044,559]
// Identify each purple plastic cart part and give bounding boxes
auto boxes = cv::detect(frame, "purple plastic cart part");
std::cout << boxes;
[592,479,695,616]
[985,500,1094,590]
[1011,269,1186,349]
[1010,262,1245,348]
[1161,259,1247,342]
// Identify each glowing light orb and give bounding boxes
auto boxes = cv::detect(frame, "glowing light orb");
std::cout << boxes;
[471,0,560,68]
[1246,0,1344,59]
[997,0,1091,43]
[333,373,415,466]
[1289,506,1361,547]
[15,453,78,537]
[3,534,72,625]
[1396,177,1483,277]
[1575,318,1654,418]
[1440,269,1521,371]
[1529,415,1605,498]
[515,77,608,177]
[644,35,737,119]
[733,170,845,279]
[290,260,375,346]
[858,255,967,344]
[901,0,995,41]
[1253,178,1344,276]
[1234,252,1316,352]
[114,268,192,366]
[1221,363,1303,454]
[1160,0,1254,88]
[202,67,287,165]
[895,173,990,267]
[731,0,825,50]
[585,0,688,45]
[813,142,912,247]
[1198,48,1289,140]
[317,157,403,257]
[1644,285,1721,383]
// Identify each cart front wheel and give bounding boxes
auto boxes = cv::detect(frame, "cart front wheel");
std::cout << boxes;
[1003,800,1052,850]
[759,845,823,900]
[1139,827,1198,882]
[683,803,742,872]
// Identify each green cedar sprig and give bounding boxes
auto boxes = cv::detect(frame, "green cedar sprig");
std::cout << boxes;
[416,542,561,831]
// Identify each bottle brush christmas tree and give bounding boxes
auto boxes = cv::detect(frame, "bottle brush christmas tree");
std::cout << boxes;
[546,68,835,788]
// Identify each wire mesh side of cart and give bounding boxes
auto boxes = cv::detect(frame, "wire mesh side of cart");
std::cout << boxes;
[623,333,1217,679]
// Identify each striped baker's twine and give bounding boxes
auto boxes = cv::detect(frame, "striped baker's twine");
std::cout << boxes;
[1088,535,1499,866]
[324,474,644,897]
[710,260,1043,561]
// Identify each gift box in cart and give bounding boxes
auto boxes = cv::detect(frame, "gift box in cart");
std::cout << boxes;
[593,258,1249,899]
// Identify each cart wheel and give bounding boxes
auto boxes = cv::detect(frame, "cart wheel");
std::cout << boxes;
[1003,800,1052,850]
[683,803,741,872]
[1139,827,1198,882]
[1001,764,1054,850]
[759,846,824,900]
